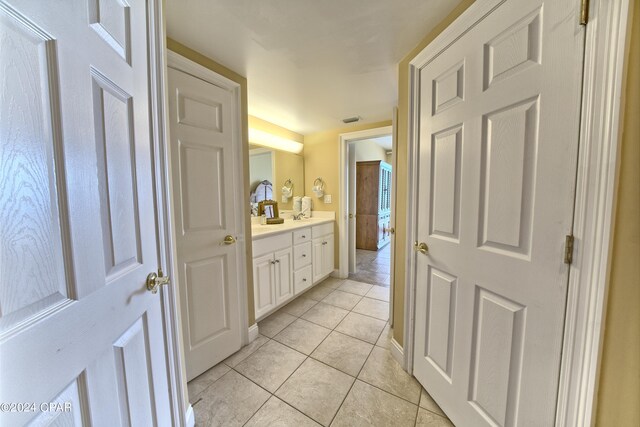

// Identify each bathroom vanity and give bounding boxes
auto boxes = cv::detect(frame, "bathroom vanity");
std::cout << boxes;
[251,217,335,320]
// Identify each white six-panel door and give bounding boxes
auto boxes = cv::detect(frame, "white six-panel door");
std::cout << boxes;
[0,0,171,425]
[412,0,585,425]
[167,65,243,382]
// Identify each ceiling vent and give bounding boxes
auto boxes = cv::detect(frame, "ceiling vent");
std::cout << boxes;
[342,116,361,124]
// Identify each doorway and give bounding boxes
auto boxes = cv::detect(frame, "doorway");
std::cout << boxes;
[339,124,395,323]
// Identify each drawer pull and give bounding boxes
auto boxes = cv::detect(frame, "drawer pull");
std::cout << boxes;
[275,259,280,263]
[302,254,306,257]
[302,235,306,238]
[302,278,307,282]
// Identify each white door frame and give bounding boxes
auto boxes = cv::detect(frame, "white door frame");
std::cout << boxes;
[152,50,249,426]
[338,125,393,278]
[144,3,195,426]
[402,1,631,426]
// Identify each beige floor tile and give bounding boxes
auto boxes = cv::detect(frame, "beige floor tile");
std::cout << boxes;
[358,347,421,404]
[187,362,230,402]
[332,380,418,427]
[310,331,373,377]
[275,358,355,426]
[321,290,363,310]
[319,277,344,289]
[420,388,446,417]
[338,280,373,296]
[366,285,390,302]
[304,284,335,301]
[415,408,454,426]
[335,312,386,344]
[273,318,331,355]
[195,370,270,427]
[234,340,306,392]
[245,396,321,427]
[301,302,349,329]
[375,323,393,349]
[352,297,389,321]
[258,311,297,338]
[223,335,269,368]
[281,297,318,317]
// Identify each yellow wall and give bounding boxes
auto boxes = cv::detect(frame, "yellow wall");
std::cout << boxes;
[304,121,392,265]
[248,116,305,210]
[166,38,257,325]
[595,2,640,425]
[392,0,476,345]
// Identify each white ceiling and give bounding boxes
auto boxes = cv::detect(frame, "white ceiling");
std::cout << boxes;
[166,0,458,134]
[358,135,393,151]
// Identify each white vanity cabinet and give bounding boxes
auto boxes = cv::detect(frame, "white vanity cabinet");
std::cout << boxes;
[252,234,294,319]
[252,221,334,320]
[312,223,334,283]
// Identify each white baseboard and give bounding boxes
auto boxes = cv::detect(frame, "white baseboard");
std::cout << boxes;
[185,404,195,427]
[248,323,259,342]
[390,338,405,369]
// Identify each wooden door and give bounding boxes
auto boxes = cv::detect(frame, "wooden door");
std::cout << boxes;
[167,66,243,380]
[0,0,171,424]
[412,0,585,425]
[253,253,275,320]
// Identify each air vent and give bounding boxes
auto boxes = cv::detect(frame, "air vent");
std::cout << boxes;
[342,116,360,124]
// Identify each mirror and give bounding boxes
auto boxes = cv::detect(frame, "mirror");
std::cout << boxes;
[249,147,304,215]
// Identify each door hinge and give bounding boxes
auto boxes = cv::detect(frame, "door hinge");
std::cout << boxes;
[564,235,575,264]
[580,0,589,25]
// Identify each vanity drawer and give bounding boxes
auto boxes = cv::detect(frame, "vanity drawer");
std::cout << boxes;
[294,265,313,294]
[293,241,312,270]
[252,232,292,258]
[312,222,333,238]
[292,228,311,245]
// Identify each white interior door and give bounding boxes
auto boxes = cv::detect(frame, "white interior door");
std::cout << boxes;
[167,65,243,381]
[0,0,172,425]
[412,1,585,425]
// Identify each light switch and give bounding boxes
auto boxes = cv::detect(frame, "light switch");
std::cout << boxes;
[324,194,332,204]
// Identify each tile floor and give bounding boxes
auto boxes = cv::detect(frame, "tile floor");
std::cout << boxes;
[349,245,391,287]
[188,277,454,426]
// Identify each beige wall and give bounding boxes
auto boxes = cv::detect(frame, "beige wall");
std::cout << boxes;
[392,0,475,346]
[595,2,640,425]
[304,121,392,266]
[248,116,305,210]
[354,139,388,162]
[166,38,257,325]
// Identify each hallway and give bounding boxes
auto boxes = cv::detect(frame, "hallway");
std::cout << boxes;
[348,245,391,287]
[187,277,452,426]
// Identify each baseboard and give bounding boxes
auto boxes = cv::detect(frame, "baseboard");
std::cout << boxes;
[390,338,405,369]
[185,404,195,427]
[248,323,259,342]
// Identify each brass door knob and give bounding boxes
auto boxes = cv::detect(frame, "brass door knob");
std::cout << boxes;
[223,235,236,245]
[384,227,395,234]
[147,268,170,294]
[414,241,429,255]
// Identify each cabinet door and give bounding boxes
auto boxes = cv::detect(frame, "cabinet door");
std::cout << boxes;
[322,234,335,277]
[312,237,325,283]
[274,248,293,305]
[253,253,275,319]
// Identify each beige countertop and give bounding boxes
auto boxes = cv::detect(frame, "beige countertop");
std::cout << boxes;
[250,217,334,239]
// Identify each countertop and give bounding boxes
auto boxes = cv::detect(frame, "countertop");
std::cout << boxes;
[251,217,334,239]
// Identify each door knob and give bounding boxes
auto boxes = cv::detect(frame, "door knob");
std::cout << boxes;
[414,241,429,255]
[146,268,170,294]
[384,227,395,234]
[223,235,236,245]
[349,213,354,219]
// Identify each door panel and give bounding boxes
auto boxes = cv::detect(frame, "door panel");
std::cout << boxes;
[0,0,171,424]
[253,254,275,320]
[412,1,584,425]
[168,66,243,381]
[274,248,293,305]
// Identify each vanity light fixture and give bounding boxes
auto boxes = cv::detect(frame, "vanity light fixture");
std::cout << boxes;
[249,128,303,154]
